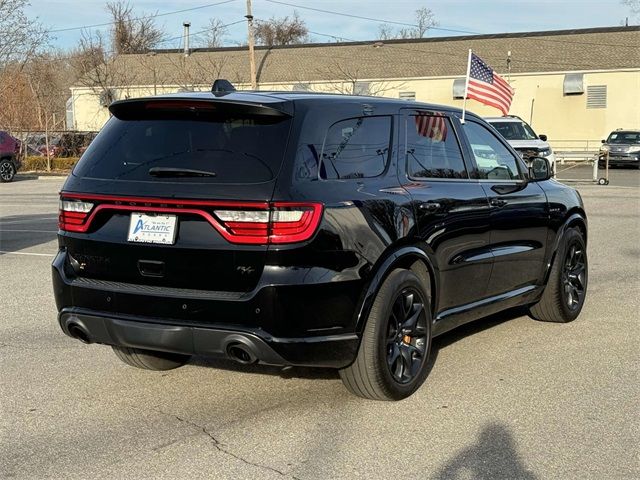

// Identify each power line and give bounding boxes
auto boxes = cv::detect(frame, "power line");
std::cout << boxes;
[263,0,480,35]
[45,0,239,34]
[156,19,246,46]
[272,2,637,48]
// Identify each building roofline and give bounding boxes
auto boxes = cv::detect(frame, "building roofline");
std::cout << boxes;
[147,25,640,55]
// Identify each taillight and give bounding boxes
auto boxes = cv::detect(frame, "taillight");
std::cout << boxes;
[57,194,323,244]
[214,203,323,245]
[59,199,94,232]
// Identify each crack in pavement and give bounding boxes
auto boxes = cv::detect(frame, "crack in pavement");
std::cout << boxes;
[157,409,301,479]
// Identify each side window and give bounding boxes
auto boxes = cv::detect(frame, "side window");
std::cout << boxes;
[0,133,5,145]
[407,114,468,179]
[321,116,391,179]
[463,121,522,180]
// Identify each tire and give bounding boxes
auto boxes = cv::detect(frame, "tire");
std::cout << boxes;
[529,227,587,323]
[112,346,190,371]
[340,268,432,401]
[0,159,16,182]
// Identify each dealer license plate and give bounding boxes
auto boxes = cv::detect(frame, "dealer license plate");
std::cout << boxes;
[127,213,177,245]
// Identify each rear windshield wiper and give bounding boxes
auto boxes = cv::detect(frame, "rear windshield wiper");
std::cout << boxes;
[148,167,217,178]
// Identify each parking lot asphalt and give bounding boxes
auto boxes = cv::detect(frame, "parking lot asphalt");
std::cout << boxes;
[1,168,638,479]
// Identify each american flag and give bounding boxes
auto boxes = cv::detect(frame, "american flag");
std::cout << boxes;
[415,112,447,141]
[467,53,514,115]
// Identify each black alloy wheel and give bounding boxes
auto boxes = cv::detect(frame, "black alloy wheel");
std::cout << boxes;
[339,267,433,400]
[386,287,428,384]
[528,227,588,323]
[562,242,586,311]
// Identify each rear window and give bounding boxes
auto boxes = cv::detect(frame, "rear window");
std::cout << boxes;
[73,114,291,184]
[320,116,392,179]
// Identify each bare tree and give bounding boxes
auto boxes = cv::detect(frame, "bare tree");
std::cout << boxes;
[0,0,48,122]
[377,7,437,40]
[107,1,164,54]
[71,29,139,107]
[622,0,640,20]
[377,24,396,41]
[71,30,108,82]
[158,54,228,92]
[314,60,403,96]
[0,0,48,67]
[203,18,228,48]
[254,12,308,46]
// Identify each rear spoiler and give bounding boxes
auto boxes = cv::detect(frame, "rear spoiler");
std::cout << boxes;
[109,96,293,120]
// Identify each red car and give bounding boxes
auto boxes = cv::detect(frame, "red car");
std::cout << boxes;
[0,130,22,182]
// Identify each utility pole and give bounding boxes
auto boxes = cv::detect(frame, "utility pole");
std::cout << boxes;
[246,0,257,89]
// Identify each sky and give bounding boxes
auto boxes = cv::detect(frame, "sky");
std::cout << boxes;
[26,0,637,51]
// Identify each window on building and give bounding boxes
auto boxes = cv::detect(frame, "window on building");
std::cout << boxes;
[452,78,466,99]
[65,97,75,131]
[587,85,607,108]
[321,116,391,179]
[399,91,416,101]
[353,82,370,95]
[407,114,468,179]
[463,121,522,180]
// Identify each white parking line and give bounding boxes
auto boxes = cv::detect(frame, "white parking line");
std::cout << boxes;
[0,217,58,225]
[0,204,59,207]
[0,229,57,233]
[0,251,55,257]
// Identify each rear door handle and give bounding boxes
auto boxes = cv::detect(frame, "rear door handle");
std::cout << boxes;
[490,198,508,208]
[419,201,441,212]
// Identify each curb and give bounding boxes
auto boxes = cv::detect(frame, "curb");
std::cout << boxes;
[17,173,69,180]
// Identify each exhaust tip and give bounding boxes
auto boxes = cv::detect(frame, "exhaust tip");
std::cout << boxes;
[226,343,257,364]
[67,323,91,344]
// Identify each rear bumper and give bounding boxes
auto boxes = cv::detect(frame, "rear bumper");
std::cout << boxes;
[58,309,358,368]
[52,249,363,368]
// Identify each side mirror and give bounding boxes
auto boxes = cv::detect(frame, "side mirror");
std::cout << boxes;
[527,157,551,181]
[538,134,548,142]
[601,139,606,143]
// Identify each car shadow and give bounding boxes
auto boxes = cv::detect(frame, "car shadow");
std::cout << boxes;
[0,213,59,254]
[188,306,527,381]
[11,174,39,182]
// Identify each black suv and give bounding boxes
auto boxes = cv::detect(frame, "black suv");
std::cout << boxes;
[53,90,588,400]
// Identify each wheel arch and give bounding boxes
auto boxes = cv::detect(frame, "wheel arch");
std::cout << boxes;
[565,208,587,245]
[543,210,587,284]
[355,245,438,333]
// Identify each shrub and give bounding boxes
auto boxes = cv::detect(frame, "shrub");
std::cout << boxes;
[22,156,80,172]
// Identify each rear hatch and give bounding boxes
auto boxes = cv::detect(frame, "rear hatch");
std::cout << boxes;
[59,96,306,293]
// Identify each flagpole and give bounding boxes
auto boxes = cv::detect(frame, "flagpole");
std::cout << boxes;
[461,49,472,124]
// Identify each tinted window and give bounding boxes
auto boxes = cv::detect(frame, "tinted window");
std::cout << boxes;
[490,121,537,141]
[73,115,291,184]
[321,116,391,179]
[463,121,522,180]
[407,114,467,179]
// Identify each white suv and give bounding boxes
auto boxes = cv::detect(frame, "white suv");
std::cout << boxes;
[485,116,556,175]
